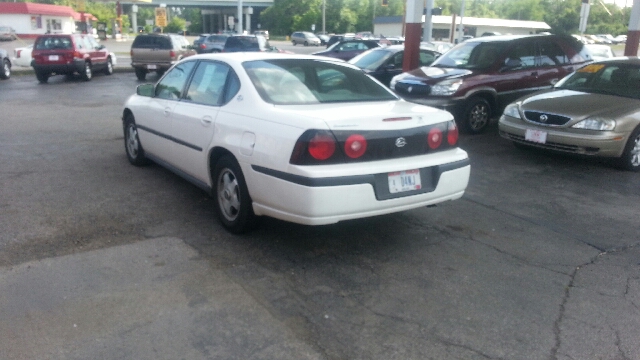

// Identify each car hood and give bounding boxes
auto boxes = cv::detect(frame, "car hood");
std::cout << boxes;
[520,89,640,120]
[399,66,473,83]
[274,100,453,130]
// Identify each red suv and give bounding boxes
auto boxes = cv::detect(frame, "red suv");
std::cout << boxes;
[390,35,591,133]
[31,34,113,83]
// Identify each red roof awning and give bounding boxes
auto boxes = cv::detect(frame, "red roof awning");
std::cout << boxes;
[0,3,75,18]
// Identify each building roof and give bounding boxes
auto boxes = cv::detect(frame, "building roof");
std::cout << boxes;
[431,15,550,30]
[0,3,97,22]
[373,15,550,30]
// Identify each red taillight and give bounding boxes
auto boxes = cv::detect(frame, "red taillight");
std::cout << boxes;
[200,44,206,49]
[447,121,459,146]
[344,134,367,158]
[428,127,443,149]
[130,49,133,57]
[16,50,21,58]
[73,51,82,59]
[170,50,176,58]
[308,134,336,160]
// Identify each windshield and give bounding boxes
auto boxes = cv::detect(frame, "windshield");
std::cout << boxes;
[432,41,508,69]
[555,63,640,99]
[349,49,394,71]
[243,59,398,105]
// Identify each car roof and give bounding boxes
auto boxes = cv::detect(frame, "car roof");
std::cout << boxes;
[187,52,356,67]
[464,34,554,43]
[589,56,640,65]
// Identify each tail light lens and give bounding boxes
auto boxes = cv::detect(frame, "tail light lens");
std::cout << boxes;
[170,50,176,58]
[200,44,206,49]
[130,49,133,57]
[309,134,336,160]
[16,50,21,58]
[344,134,367,158]
[427,127,443,149]
[447,121,459,146]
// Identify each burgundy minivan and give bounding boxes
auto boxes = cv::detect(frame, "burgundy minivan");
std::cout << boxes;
[391,34,592,133]
[31,34,112,83]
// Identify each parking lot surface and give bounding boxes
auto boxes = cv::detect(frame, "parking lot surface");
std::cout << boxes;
[0,71,639,359]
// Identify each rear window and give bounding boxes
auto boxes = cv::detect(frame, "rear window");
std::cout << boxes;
[35,36,73,50]
[132,35,172,49]
[243,59,397,105]
[225,37,259,50]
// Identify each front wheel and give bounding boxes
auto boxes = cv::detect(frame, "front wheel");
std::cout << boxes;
[81,61,92,81]
[0,59,10,79]
[616,126,640,171]
[212,155,258,233]
[104,57,113,75]
[460,98,491,134]
[124,114,149,166]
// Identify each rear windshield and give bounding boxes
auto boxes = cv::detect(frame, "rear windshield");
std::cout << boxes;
[132,35,172,49]
[243,59,397,105]
[35,36,73,50]
[225,37,259,50]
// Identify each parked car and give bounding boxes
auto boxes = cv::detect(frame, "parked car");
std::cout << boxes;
[0,26,16,41]
[613,34,627,43]
[31,34,112,83]
[222,35,273,52]
[0,48,11,79]
[196,34,230,53]
[584,44,614,61]
[122,53,470,233]
[420,41,454,54]
[498,58,640,171]
[390,34,592,134]
[349,45,441,87]
[317,34,330,46]
[254,30,269,40]
[192,33,211,49]
[326,34,354,48]
[12,44,33,67]
[313,39,380,61]
[130,33,196,80]
[291,32,321,46]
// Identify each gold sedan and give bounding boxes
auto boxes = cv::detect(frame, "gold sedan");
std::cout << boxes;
[499,58,640,171]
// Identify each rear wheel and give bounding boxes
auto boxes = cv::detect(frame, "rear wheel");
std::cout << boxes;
[0,59,10,79]
[212,155,258,233]
[36,71,49,83]
[461,97,491,134]
[616,126,640,171]
[292,41,297,46]
[104,57,113,75]
[81,61,92,81]
[135,68,146,80]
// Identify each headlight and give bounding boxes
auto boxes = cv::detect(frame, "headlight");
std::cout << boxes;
[430,79,463,96]
[503,103,521,119]
[571,117,616,131]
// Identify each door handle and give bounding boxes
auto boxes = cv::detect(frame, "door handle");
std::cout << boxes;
[163,107,171,116]
[201,116,213,126]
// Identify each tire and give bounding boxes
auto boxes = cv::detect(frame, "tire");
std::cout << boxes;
[616,126,640,171]
[292,41,297,46]
[135,68,146,80]
[460,97,491,134]
[104,57,113,75]
[123,114,149,166]
[81,61,92,81]
[0,58,10,80]
[212,155,258,233]
[304,41,308,46]
[36,71,49,84]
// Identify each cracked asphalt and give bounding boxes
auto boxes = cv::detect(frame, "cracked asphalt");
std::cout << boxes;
[0,72,639,359]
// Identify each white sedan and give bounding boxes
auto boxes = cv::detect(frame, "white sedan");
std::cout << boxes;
[122,53,470,233]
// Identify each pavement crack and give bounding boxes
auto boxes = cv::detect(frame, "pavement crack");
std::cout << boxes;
[462,197,606,253]
[614,328,633,360]
[549,264,579,360]
[434,335,503,360]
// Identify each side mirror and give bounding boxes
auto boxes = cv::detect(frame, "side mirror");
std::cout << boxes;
[136,83,155,97]
[383,64,396,71]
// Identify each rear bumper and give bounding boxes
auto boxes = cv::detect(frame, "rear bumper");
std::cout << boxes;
[32,59,84,74]
[245,150,470,225]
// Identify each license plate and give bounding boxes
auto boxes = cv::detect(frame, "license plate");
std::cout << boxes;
[147,64,157,70]
[525,129,547,144]
[388,169,422,194]
[48,55,59,61]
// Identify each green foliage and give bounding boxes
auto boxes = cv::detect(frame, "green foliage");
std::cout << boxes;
[164,16,186,33]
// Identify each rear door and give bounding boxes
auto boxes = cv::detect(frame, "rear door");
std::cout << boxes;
[493,39,545,109]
